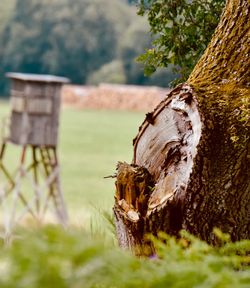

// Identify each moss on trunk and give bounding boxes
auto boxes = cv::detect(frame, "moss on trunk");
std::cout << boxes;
[183,0,250,242]
[188,0,249,145]
[113,0,250,252]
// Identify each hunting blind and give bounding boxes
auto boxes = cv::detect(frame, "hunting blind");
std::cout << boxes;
[8,73,66,146]
[0,73,70,236]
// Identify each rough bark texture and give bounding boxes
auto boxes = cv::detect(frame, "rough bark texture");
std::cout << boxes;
[113,0,250,252]
[183,0,250,242]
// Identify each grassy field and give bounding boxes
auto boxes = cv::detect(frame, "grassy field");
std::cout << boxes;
[60,107,144,226]
[0,101,144,228]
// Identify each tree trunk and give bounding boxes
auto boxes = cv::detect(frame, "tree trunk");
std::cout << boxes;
[113,0,250,253]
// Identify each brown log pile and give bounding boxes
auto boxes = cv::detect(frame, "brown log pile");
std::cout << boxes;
[62,83,170,112]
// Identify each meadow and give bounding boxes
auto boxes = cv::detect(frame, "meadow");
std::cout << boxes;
[60,107,144,227]
[0,101,144,229]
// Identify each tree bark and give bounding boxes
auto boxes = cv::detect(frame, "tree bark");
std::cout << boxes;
[113,0,250,252]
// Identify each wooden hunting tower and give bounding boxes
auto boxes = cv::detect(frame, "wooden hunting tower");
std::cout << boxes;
[0,73,70,236]
[7,72,69,146]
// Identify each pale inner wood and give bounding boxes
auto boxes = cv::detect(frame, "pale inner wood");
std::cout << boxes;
[135,93,202,210]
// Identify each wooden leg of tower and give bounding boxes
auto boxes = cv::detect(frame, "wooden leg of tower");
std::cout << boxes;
[52,147,68,226]
[32,147,40,214]
[11,146,38,223]
[0,142,6,160]
[39,147,54,219]
[0,143,68,228]
[39,147,68,225]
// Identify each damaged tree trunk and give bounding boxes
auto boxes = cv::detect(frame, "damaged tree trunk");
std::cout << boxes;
[114,0,250,252]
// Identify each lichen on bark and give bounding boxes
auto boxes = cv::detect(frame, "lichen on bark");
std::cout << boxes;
[182,0,250,242]
[188,0,250,145]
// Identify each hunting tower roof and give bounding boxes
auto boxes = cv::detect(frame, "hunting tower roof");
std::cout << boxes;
[6,72,70,84]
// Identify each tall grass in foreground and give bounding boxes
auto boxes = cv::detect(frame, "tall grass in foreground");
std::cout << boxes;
[0,226,249,288]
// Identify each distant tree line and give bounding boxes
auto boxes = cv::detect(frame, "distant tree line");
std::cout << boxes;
[0,0,176,95]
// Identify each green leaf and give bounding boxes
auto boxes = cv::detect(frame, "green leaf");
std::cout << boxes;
[144,64,156,76]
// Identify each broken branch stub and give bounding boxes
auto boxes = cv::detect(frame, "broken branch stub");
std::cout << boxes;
[114,84,202,250]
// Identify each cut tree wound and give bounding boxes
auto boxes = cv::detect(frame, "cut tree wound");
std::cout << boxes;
[114,84,203,252]
[134,84,201,212]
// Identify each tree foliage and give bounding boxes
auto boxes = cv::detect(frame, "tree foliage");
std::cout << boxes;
[0,0,16,34]
[137,0,226,83]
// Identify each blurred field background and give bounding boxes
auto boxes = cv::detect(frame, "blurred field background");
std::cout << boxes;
[59,107,144,227]
[0,0,171,230]
[0,0,177,95]
[0,101,144,229]
[0,0,174,229]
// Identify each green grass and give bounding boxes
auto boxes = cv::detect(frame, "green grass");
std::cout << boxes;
[0,101,144,227]
[59,107,144,226]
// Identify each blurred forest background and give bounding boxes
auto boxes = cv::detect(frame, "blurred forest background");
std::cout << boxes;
[0,0,176,95]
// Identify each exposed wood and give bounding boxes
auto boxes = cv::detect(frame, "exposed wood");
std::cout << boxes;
[114,84,203,249]
[113,0,250,252]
